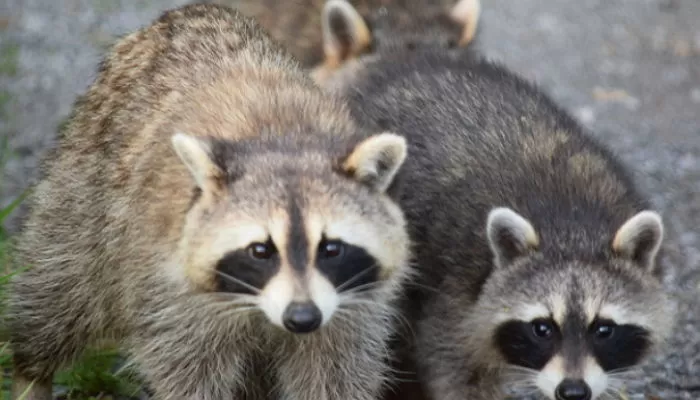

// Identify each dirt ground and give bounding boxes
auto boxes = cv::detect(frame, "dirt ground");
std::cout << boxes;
[0,0,698,399]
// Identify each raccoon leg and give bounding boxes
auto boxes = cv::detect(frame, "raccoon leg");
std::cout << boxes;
[129,339,248,400]
[274,324,391,400]
[414,299,503,400]
[8,265,98,400]
[422,371,503,400]
[127,308,253,400]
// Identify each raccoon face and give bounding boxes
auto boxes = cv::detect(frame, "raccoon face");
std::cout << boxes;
[311,0,480,85]
[473,207,672,400]
[170,132,410,334]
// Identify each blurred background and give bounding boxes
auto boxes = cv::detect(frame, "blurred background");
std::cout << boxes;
[0,0,698,399]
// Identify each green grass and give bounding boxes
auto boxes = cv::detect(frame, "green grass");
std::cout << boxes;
[0,43,19,77]
[0,90,12,121]
[0,149,143,399]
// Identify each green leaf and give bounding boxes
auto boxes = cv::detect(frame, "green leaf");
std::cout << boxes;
[0,189,30,223]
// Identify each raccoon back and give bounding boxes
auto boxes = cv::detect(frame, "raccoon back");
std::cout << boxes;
[342,49,649,291]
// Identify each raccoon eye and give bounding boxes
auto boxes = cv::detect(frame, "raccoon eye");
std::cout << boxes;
[591,320,616,340]
[319,240,344,259]
[247,242,276,260]
[531,319,555,339]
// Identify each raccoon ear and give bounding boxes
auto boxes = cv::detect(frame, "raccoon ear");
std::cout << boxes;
[342,132,407,193]
[450,0,481,46]
[486,207,539,266]
[171,133,223,191]
[612,210,664,271]
[321,0,371,67]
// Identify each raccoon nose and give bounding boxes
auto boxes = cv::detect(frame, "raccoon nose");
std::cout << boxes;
[555,379,592,400]
[282,302,322,333]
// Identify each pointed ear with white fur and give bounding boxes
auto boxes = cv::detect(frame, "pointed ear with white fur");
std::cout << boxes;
[321,0,371,67]
[342,133,407,193]
[612,211,664,271]
[487,207,539,267]
[171,133,224,191]
[450,0,481,46]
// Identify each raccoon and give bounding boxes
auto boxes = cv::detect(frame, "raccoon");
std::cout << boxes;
[204,0,480,78]
[322,45,675,400]
[201,0,331,66]
[310,0,480,88]
[7,4,412,400]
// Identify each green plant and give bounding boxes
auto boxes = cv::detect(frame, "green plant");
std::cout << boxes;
[54,349,142,399]
[0,157,142,398]
[0,43,19,77]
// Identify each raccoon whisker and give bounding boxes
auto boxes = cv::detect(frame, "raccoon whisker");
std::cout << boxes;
[605,379,630,394]
[338,298,394,315]
[214,270,262,294]
[338,299,391,314]
[501,364,540,376]
[196,291,259,304]
[501,373,537,381]
[337,296,386,306]
[501,381,540,397]
[338,280,385,296]
[204,302,257,313]
[403,281,440,293]
[336,265,380,292]
[214,305,257,313]
[334,305,377,320]
[601,385,628,400]
[338,299,416,340]
[504,380,539,393]
[607,378,632,388]
[606,366,640,377]
[500,365,541,397]
[213,306,260,320]
[329,310,357,326]
[205,300,259,312]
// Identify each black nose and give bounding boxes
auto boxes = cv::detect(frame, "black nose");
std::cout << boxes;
[282,302,322,333]
[555,379,592,400]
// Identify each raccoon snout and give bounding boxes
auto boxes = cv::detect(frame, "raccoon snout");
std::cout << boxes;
[282,301,323,333]
[555,379,591,400]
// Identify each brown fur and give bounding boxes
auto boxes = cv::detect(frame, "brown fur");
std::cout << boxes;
[204,0,477,71]
[311,0,480,85]
[7,4,412,400]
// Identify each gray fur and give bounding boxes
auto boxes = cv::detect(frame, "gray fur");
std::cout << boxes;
[329,48,675,400]
[6,4,411,400]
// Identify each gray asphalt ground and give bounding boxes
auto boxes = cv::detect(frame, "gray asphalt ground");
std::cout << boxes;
[0,0,698,399]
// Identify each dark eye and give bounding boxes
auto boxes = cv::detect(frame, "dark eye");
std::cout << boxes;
[531,319,555,339]
[319,240,344,259]
[446,39,458,48]
[247,242,276,260]
[592,320,616,340]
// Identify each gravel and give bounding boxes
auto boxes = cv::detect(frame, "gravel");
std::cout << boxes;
[0,0,698,398]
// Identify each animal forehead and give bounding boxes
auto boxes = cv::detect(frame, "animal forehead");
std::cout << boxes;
[225,168,338,204]
[504,258,646,299]
[371,12,460,36]
[499,269,624,318]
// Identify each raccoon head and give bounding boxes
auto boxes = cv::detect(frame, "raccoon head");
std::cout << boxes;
[311,0,480,85]
[470,207,673,400]
[169,131,410,334]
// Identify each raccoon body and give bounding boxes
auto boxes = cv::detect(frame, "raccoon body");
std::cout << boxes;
[7,4,411,400]
[207,0,480,78]
[328,48,675,400]
[311,0,480,84]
